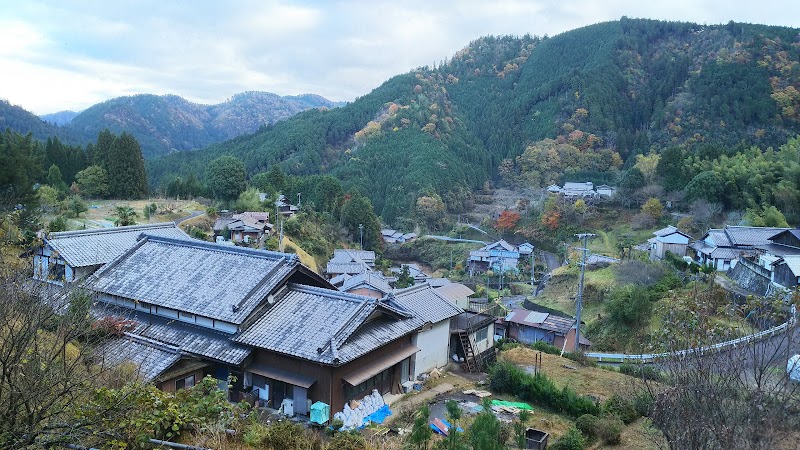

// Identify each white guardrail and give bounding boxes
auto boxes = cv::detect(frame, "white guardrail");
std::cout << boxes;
[586,321,792,363]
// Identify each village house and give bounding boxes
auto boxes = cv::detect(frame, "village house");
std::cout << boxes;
[339,271,394,298]
[275,194,300,218]
[391,263,430,285]
[468,240,521,274]
[32,222,190,284]
[546,182,616,200]
[213,211,273,245]
[325,249,376,280]
[499,308,591,351]
[391,283,464,379]
[381,229,417,245]
[690,226,790,271]
[54,233,462,417]
[648,225,692,260]
[449,300,498,372]
[84,234,331,399]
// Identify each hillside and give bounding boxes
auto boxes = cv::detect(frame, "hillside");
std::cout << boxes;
[1,91,343,159]
[0,100,78,144]
[149,18,800,225]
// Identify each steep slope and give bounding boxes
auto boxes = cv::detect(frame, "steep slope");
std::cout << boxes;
[149,19,800,223]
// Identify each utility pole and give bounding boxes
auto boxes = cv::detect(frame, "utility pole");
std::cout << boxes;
[574,233,595,352]
[359,223,364,251]
[450,248,454,270]
[279,220,284,252]
[530,252,535,286]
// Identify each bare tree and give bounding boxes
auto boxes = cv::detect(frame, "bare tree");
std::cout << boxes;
[638,289,800,449]
[0,270,131,449]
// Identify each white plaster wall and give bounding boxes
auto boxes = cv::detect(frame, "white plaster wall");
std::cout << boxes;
[412,320,451,378]
[472,322,495,354]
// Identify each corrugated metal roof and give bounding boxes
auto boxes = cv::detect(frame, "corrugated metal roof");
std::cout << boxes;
[392,283,464,324]
[234,284,424,365]
[89,235,302,324]
[45,222,190,268]
[524,311,549,323]
[506,308,574,335]
[435,283,475,302]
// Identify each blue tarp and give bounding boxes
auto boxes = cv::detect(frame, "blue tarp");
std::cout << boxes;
[360,405,392,428]
[430,418,464,435]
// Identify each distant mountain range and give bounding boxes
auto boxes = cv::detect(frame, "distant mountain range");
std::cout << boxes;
[147,18,800,223]
[0,92,344,158]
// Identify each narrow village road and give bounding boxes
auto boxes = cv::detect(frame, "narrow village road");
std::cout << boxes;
[176,211,203,223]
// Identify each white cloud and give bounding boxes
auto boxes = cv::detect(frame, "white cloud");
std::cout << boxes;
[0,0,798,114]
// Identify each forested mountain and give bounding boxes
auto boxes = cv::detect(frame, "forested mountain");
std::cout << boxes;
[1,92,343,159]
[0,100,78,144]
[40,110,80,126]
[149,18,800,224]
[65,92,344,158]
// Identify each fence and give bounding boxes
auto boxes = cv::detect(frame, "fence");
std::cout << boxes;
[586,321,791,364]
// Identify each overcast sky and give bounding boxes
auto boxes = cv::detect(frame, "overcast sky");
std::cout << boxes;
[1,1,798,115]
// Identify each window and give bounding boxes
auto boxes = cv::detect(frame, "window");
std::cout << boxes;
[175,374,196,390]
[48,262,65,281]
[475,326,489,342]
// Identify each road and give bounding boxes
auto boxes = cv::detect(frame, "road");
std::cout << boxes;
[176,211,203,224]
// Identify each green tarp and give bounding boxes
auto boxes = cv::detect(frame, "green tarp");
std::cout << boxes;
[490,400,534,410]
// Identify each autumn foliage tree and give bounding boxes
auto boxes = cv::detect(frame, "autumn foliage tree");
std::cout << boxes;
[496,210,521,232]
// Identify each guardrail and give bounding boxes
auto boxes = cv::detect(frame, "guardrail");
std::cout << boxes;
[586,321,792,364]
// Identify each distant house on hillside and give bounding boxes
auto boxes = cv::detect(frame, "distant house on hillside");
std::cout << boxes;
[381,229,417,244]
[691,226,790,271]
[213,211,273,245]
[32,222,190,284]
[325,249,376,279]
[468,240,521,274]
[546,182,616,200]
[390,263,429,285]
[275,194,300,218]
[648,225,692,260]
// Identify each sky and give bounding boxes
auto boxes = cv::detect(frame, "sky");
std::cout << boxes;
[1,1,799,115]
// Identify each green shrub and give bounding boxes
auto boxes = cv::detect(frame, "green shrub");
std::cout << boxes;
[549,427,587,450]
[48,215,68,232]
[596,416,624,445]
[488,362,599,417]
[632,392,654,417]
[575,414,599,438]
[602,394,640,424]
[530,341,561,355]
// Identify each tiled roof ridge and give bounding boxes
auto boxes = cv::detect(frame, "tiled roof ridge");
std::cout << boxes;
[290,283,374,303]
[141,234,300,263]
[232,255,292,313]
[48,222,177,239]
[121,331,181,354]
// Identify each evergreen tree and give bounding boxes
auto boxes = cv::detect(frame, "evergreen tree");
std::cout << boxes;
[340,191,382,251]
[46,164,67,193]
[107,132,148,199]
[206,155,247,201]
[75,165,109,198]
[94,129,115,169]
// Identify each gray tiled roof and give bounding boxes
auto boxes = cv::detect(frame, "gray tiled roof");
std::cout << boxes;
[392,283,464,324]
[326,261,370,275]
[94,304,252,365]
[340,271,393,294]
[89,235,302,324]
[435,283,475,302]
[96,334,181,381]
[234,284,424,365]
[329,249,376,265]
[724,226,788,247]
[45,222,190,267]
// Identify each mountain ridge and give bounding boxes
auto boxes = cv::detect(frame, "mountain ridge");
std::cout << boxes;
[0,91,344,158]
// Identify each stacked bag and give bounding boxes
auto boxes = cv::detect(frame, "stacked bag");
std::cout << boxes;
[333,389,386,430]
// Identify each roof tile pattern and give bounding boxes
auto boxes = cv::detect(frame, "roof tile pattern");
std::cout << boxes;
[235,284,424,365]
[392,283,464,324]
[89,235,299,324]
[46,223,189,267]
